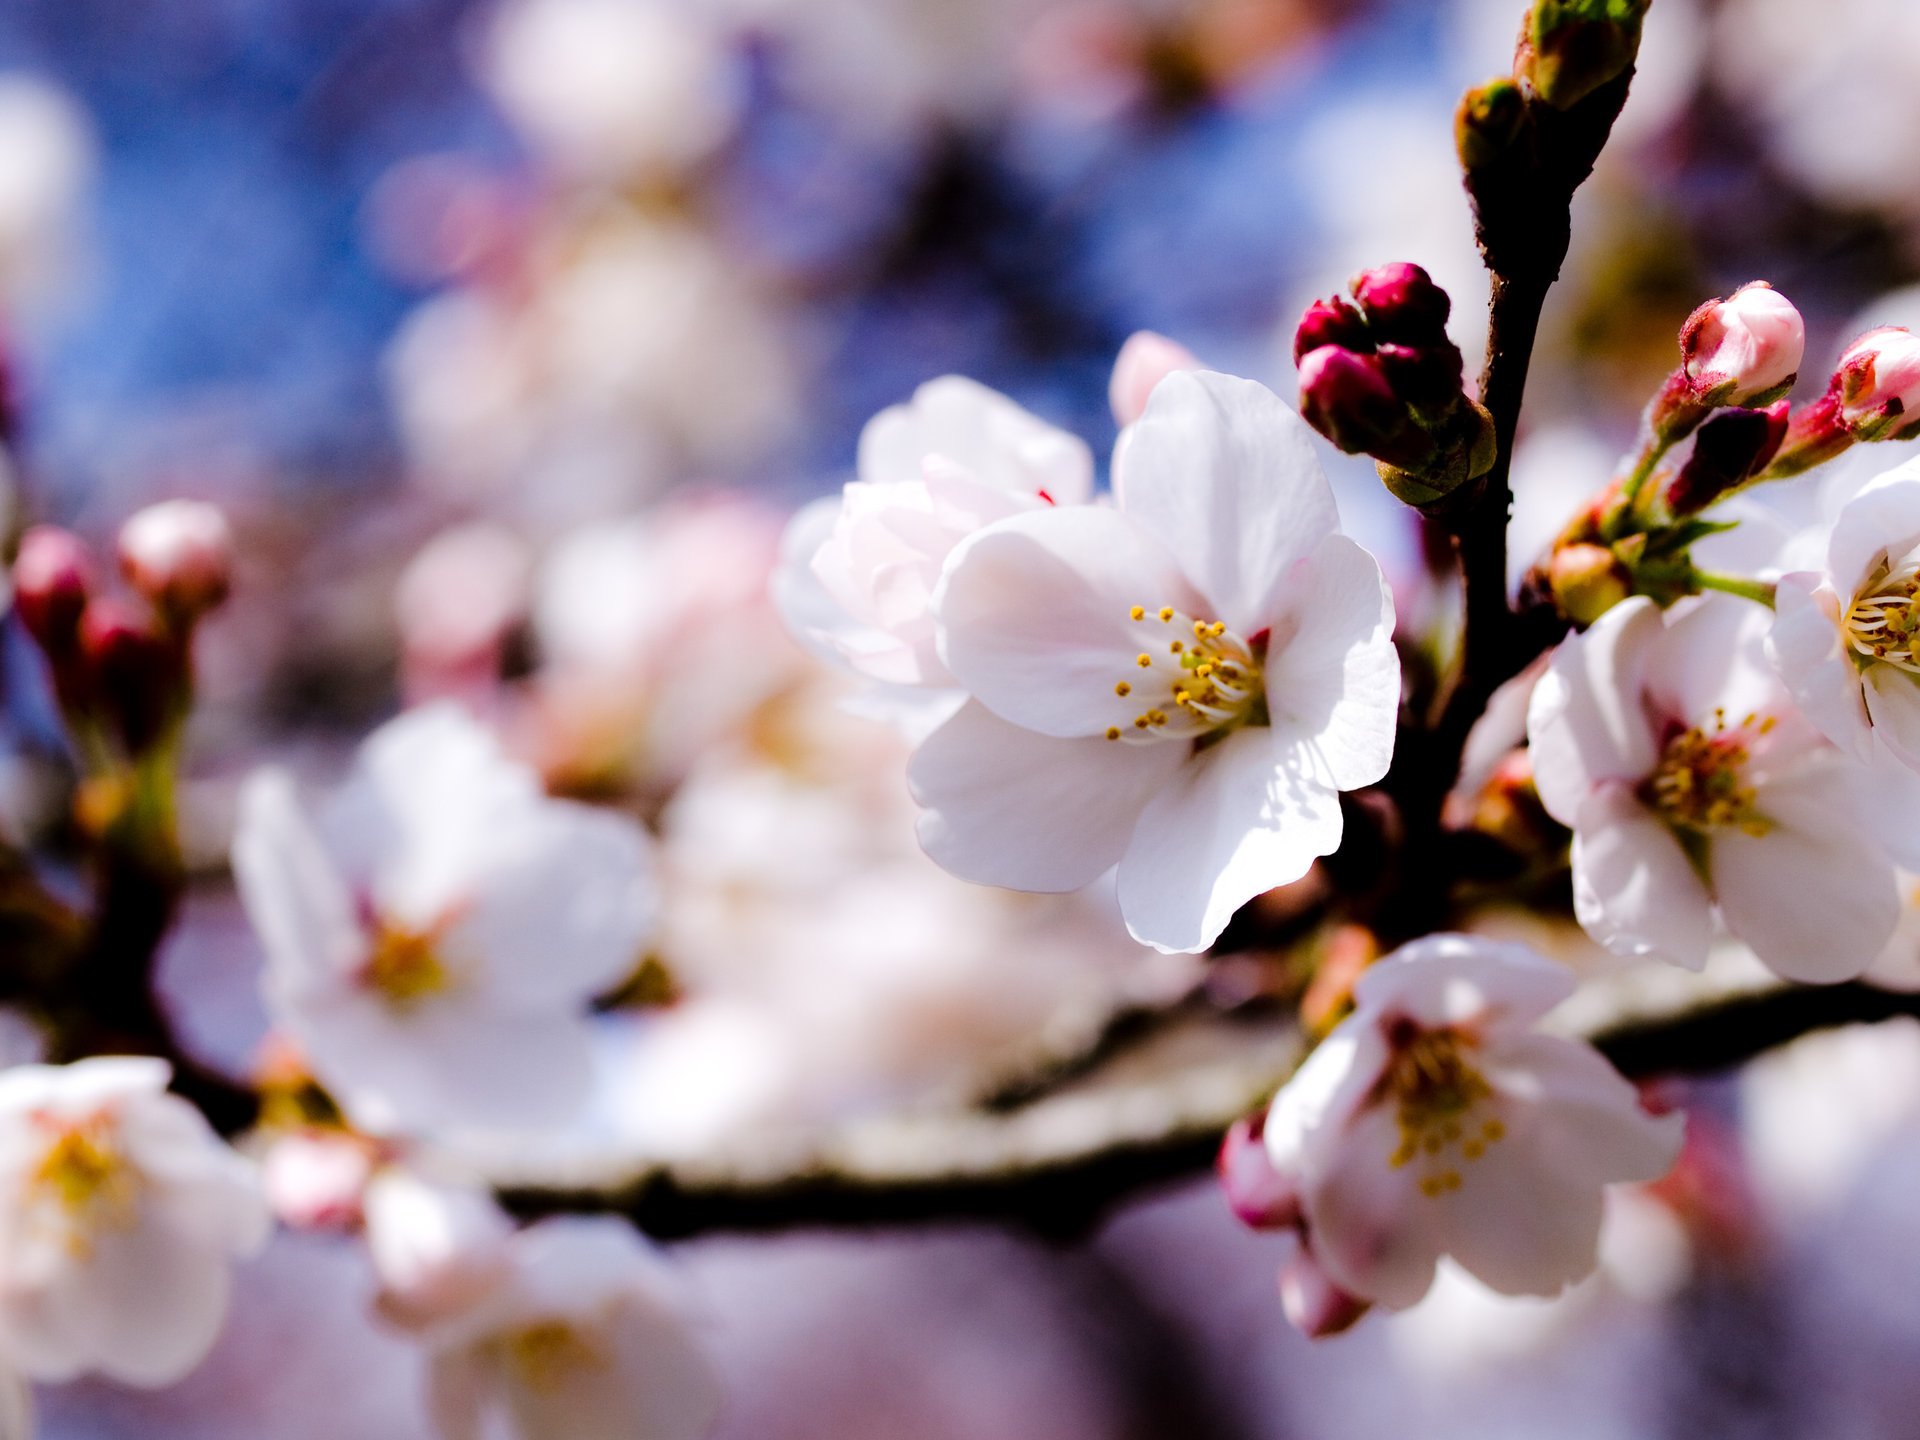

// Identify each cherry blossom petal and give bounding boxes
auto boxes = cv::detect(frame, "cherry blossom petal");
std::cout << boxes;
[1569,786,1714,971]
[858,374,1092,503]
[934,506,1201,739]
[1114,370,1339,636]
[1300,1100,1443,1309]
[1352,936,1574,1032]
[1262,533,1400,792]
[1114,728,1340,953]
[1714,787,1900,983]
[1483,1034,1684,1189]
[1769,573,1873,761]
[1526,598,1663,825]
[1641,594,1778,730]
[908,701,1181,892]
[232,771,363,988]
[1827,463,1920,597]
[1863,664,1920,774]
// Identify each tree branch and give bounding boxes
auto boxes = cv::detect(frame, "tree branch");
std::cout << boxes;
[484,965,1918,1241]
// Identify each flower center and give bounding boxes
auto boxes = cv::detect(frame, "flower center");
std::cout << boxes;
[1379,1025,1505,1199]
[1645,709,1773,836]
[502,1318,607,1392]
[1104,605,1265,744]
[1846,551,1920,674]
[360,921,453,1011]
[30,1115,139,1251]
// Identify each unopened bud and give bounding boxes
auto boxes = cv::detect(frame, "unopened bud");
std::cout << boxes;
[1838,327,1920,440]
[262,1131,376,1231]
[117,500,233,623]
[1521,0,1649,110]
[1375,341,1466,415]
[1219,1112,1301,1231]
[1680,283,1804,408]
[13,526,93,655]
[1455,77,1528,173]
[1278,1245,1370,1339]
[1109,331,1200,427]
[1349,262,1450,347]
[1292,296,1370,365]
[1664,401,1790,516]
[79,599,181,754]
[1297,346,1429,468]
[1548,542,1631,625]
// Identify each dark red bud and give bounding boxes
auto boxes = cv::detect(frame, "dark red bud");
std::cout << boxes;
[1665,401,1791,516]
[1374,341,1466,412]
[13,526,94,655]
[79,599,181,755]
[1349,262,1451,346]
[1292,296,1371,365]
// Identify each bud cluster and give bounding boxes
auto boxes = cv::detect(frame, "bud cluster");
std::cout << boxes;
[1294,263,1496,512]
[13,500,233,764]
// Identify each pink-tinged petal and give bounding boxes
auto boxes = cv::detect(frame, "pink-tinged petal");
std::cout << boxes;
[1299,1100,1443,1309]
[1352,936,1574,1033]
[1262,533,1400,792]
[1109,331,1199,427]
[1115,728,1341,954]
[935,505,1202,739]
[1264,1023,1391,1178]
[908,700,1180,893]
[858,375,1093,503]
[1827,464,1920,597]
[1769,573,1873,761]
[1569,787,1714,971]
[1641,594,1779,729]
[1863,665,1920,776]
[1526,598,1663,826]
[1714,786,1900,984]
[1220,1114,1301,1229]
[1828,751,1920,871]
[1277,1245,1370,1337]
[1114,370,1338,636]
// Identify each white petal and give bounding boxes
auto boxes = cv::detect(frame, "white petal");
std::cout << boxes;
[1569,787,1714,970]
[1353,936,1574,1033]
[1713,788,1899,984]
[1114,728,1340,953]
[1769,573,1873,761]
[907,700,1179,893]
[50,1224,231,1386]
[1483,1034,1684,1188]
[1300,1100,1443,1310]
[1262,533,1400,792]
[1526,597,1662,826]
[231,770,363,990]
[1863,664,1920,775]
[859,374,1093,503]
[453,799,657,1004]
[1641,593,1779,730]
[1828,468,1920,597]
[1114,370,1339,635]
[934,505,1202,739]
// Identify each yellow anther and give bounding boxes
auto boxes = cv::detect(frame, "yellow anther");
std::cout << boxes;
[1114,681,1131,697]
[1106,726,1121,741]
[1130,605,1145,621]
[1136,653,1152,668]
[1158,607,1174,622]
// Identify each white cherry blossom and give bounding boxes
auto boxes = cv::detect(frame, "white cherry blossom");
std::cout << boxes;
[1771,458,1920,773]
[366,1176,720,1440]
[781,375,1093,692]
[910,369,1399,953]
[1262,935,1682,1314]
[232,703,656,1137]
[1530,594,1913,982]
[0,1057,268,1387]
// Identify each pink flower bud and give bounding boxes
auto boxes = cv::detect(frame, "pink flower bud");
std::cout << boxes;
[1297,345,1426,466]
[1108,330,1200,427]
[1664,400,1789,516]
[13,525,92,654]
[1680,282,1804,405]
[117,499,233,622]
[1292,295,1370,365]
[1349,262,1450,346]
[1838,326,1920,437]
[1218,1112,1301,1230]
[1278,1245,1370,1339]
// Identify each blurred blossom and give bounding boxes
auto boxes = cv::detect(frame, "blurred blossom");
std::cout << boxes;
[483,0,744,185]
[396,521,535,705]
[0,74,95,329]
[232,704,658,1138]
